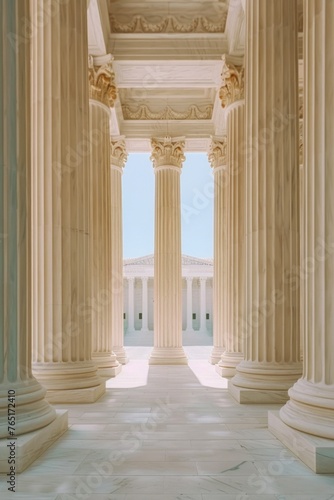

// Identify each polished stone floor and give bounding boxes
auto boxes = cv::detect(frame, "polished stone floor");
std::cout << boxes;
[1,347,334,500]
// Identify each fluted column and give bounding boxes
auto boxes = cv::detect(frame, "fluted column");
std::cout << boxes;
[127,277,135,333]
[216,58,246,377]
[31,0,105,403]
[0,0,59,442]
[89,54,120,378]
[269,1,334,472]
[186,277,193,332]
[229,0,302,403]
[149,137,187,365]
[110,137,128,364]
[209,137,228,364]
[141,277,149,331]
[199,278,207,332]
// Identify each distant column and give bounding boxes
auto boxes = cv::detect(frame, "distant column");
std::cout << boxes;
[127,277,135,333]
[149,137,187,365]
[199,278,207,332]
[141,277,149,331]
[186,277,193,331]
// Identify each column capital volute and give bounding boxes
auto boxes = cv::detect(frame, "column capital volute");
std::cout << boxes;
[219,54,245,110]
[150,136,186,170]
[88,53,117,108]
[110,136,128,170]
[208,136,228,169]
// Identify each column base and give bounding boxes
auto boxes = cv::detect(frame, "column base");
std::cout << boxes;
[92,353,122,378]
[228,380,289,404]
[45,382,105,404]
[113,347,129,365]
[269,411,334,473]
[149,347,188,365]
[216,351,244,378]
[210,346,225,365]
[0,410,68,474]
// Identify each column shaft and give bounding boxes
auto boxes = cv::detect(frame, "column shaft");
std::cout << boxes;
[217,100,245,377]
[141,277,149,331]
[209,138,228,364]
[186,278,193,331]
[110,138,128,363]
[229,0,302,403]
[31,0,105,402]
[199,278,207,332]
[149,137,187,364]
[127,278,135,333]
[89,61,120,377]
[278,0,334,438]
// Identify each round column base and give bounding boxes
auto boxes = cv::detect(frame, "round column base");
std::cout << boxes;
[216,351,244,378]
[280,379,334,439]
[92,352,122,378]
[231,360,302,391]
[210,346,225,365]
[32,361,103,391]
[113,346,129,364]
[149,347,188,365]
[0,378,56,438]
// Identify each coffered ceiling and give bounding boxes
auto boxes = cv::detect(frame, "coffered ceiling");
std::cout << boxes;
[88,0,303,153]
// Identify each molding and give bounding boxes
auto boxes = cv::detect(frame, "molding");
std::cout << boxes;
[122,103,213,121]
[109,14,227,34]
[88,54,117,107]
[150,136,186,169]
[208,136,228,168]
[110,136,128,168]
[219,55,244,109]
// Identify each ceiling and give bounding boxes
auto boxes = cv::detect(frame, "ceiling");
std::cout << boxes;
[88,0,303,153]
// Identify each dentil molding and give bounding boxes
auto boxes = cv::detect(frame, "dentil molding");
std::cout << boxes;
[88,54,117,108]
[219,55,245,109]
[150,136,186,169]
[110,14,227,34]
[122,103,213,121]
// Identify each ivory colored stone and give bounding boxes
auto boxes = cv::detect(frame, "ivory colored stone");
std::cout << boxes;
[149,137,187,365]
[30,0,105,401]
[229,0,302,401]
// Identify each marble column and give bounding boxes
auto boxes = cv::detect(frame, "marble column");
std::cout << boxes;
[141,277,149,331]
[31,0,105,403]
[199,278,207,332]
[149,137,187,365]
[89,54,121,378]
[127,277,135,334]
[110,137,128,363]
[269,0,334,473]
[229,0,302,403]
[186,277,194,332]
[0,0,67,471]
[209,137,228,364]
[216,60,246,377]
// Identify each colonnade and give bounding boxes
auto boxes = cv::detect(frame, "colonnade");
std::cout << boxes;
[1,0,334,476]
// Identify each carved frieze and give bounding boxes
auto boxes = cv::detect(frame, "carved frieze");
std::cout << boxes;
[122,104,213,121]
[110,14,227,34]
[208,137,228,169]
[150,136,185,169]
[88,55,117,108]
[219,56,245,109]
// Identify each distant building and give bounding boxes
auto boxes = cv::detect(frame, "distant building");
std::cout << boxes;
[123,255,213,334]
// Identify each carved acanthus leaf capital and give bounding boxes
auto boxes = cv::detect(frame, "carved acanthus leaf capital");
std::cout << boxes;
[150,136,186,169]
[219,55,245,109]
[110,137,128,168]
[208,137,228,169]
[88,54,117,108]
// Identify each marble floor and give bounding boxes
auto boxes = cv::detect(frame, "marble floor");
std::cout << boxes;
[1,347,334,500]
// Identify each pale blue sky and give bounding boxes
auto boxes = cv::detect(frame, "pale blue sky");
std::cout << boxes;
[122,153,213,259]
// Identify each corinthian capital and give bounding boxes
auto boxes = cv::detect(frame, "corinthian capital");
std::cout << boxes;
[88,54,117,108]
[219,55,245,109]
[110,136,128,169]
[150,136,186,169]
[208,136,228,169]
